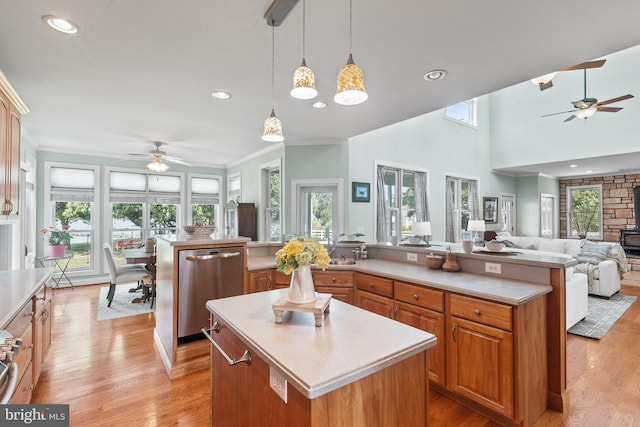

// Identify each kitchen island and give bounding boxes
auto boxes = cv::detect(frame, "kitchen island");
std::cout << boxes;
[206,289,437,426]
[154,233,250,379]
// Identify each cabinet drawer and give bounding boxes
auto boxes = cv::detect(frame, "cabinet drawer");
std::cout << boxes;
[33,285,48,315]
[355,273,393,298]
[315,286,354,305]
[312,270,354,287]
[13,321,32,385]
[395,281,444,312]
[5,302,33,337]
[10,361,33,404]
[449,294,512,331]
[272,270,290,286]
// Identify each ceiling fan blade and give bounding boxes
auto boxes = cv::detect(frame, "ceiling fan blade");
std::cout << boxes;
[563,115,577,123]
[128,153,152,158]
[559,59,606,71]
[595,94,634,106]
[596,106,623,113]
[163,156,193,166]
[542,109,578,118]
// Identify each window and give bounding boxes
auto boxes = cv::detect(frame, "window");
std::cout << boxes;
[567,185,602,239]
[376,165,429,245]
[540,193,555,238]
[445,98,477,127]
[260,161,281,242]
[44,163,100,274]
[107,169,182,263]
[445,176,480,243]
[227,173,241,203]
[292,179,343,244]
[189,175,221,229]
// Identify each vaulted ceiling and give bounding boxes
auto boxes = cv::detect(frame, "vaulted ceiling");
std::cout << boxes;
[1,1,639,171]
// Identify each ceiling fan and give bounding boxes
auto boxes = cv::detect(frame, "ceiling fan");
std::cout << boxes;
[542,69,634,123]
[128,141,192,171]
[531,59,606,91]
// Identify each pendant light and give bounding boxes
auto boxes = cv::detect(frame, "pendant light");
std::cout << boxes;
[290,0,317,99]
[334,0,367,106]
[262,21,285,142]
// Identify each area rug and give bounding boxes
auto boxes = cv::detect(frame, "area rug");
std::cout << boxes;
[568,293,637,339]
[97,284,155,321]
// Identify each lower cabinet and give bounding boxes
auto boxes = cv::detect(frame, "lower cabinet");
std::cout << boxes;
[6,301,33,404]
[248,269,273,293]
[313,270,354,304]
[33,285,53,385]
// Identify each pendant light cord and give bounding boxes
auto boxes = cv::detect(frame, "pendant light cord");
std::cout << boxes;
[349,0,353,54]
[271,20,275,110]
[302,0,306,59]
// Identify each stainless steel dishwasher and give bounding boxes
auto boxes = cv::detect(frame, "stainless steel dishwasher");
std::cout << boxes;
[177,246,245,344]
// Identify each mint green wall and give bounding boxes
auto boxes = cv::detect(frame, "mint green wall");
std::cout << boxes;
[348,96,516,242]
[284,143,349,236]
[514,174,560,237]
[489,45,640,171]
[226,145,284,239]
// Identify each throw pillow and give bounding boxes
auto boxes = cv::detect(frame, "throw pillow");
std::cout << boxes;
[576,242,612,265]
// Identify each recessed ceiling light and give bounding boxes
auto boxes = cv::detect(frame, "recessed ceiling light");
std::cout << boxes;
[312,101,327,109]
[585,170,593,174]
[569,164,578,168]
[212,91,231,99]
[42,15,79,34]
[423,69,448,81]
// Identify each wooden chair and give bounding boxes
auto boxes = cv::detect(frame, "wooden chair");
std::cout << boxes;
[102,243,150,308]
[142,255,157,308]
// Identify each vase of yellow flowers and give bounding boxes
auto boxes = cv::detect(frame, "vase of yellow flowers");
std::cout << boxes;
[275,237,331,304]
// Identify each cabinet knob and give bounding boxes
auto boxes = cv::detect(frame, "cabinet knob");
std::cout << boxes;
[412,294,419,300]
[369,282,374,288]
[474,308,481,315]
[332,277,337,282]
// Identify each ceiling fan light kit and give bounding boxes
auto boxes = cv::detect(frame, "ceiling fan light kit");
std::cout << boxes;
[147,156,169,172]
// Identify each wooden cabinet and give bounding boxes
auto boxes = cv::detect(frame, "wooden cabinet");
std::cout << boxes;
[6,300,34,404]
[0,84,23,216]
[355,272,393,298]
[224,202,256,241]
[33,285,53,385]
[394,281,445,386]
[272,270,291,289]
[248,269,273,293]
[312,270,354,304]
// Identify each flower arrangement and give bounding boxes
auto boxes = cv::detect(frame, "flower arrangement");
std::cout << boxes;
[275,237,331,275]
[40,226,72,246]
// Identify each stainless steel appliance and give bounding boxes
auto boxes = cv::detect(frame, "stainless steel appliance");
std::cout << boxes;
[0,330,22,404]
[177,246,245,344]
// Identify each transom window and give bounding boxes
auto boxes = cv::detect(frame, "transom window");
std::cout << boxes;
[445,98,478,127]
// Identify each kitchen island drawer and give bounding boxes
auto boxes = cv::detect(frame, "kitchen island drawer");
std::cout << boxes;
[449,293,512,331]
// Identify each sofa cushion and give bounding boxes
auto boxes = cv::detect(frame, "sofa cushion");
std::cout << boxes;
[564,239,585,257]
[538,238,567,254]
[576,242,612,265]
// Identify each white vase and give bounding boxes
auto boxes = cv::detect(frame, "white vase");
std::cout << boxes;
[287,265,316,304]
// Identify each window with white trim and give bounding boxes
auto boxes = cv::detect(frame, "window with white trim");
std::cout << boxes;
[189,174,221,230]
[44,163,100,274]
[445,98,477,127]
[566,185,602,239]
[227,173,241,203]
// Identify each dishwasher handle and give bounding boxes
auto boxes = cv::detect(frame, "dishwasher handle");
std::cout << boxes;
[186,252,240,261]
[0,363,19,404]
[202,324,251,366]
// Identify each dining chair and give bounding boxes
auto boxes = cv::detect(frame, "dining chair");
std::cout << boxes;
[102,243,150,308]
[141,255,157,308]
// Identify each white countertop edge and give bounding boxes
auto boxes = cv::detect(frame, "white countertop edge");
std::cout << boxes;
[207,297,437,400]
[0,268,53,329]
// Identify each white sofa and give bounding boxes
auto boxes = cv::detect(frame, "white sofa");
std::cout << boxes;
[492,234,628,298]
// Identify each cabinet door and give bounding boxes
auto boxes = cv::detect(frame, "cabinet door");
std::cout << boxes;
[272,270,292,289]
[448,316,514,418]
[0,91,8,213]
[315,286,354,305]
[395,301,445,385]
[355,290,393,318]
[248,270,272,293]
[8,104,20,214]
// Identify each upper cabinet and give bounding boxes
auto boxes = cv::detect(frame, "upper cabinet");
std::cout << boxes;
[0,71,28,216]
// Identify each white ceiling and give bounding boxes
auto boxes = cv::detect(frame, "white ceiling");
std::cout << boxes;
[1,0,640,173]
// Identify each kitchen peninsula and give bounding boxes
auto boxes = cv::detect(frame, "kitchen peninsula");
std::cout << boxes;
[154,233,250,379]
[206,289,437,426]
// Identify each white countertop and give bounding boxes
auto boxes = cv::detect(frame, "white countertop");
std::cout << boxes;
[248,257,552,305]
[206,289,436,399]
[156,233,250,247]
[0,268,53,329]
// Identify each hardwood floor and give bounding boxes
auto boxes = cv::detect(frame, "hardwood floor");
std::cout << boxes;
[31,283,640,426]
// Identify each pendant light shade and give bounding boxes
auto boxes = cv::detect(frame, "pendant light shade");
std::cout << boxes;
[291,58,317,99]
[335,53,367,105]
[335,0,367,106]
[291,0,317,100]
[262,21,285,142]
[262,109,284,142]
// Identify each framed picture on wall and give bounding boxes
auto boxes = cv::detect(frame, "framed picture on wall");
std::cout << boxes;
[483,197,498,223]
[352,182,370,203]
